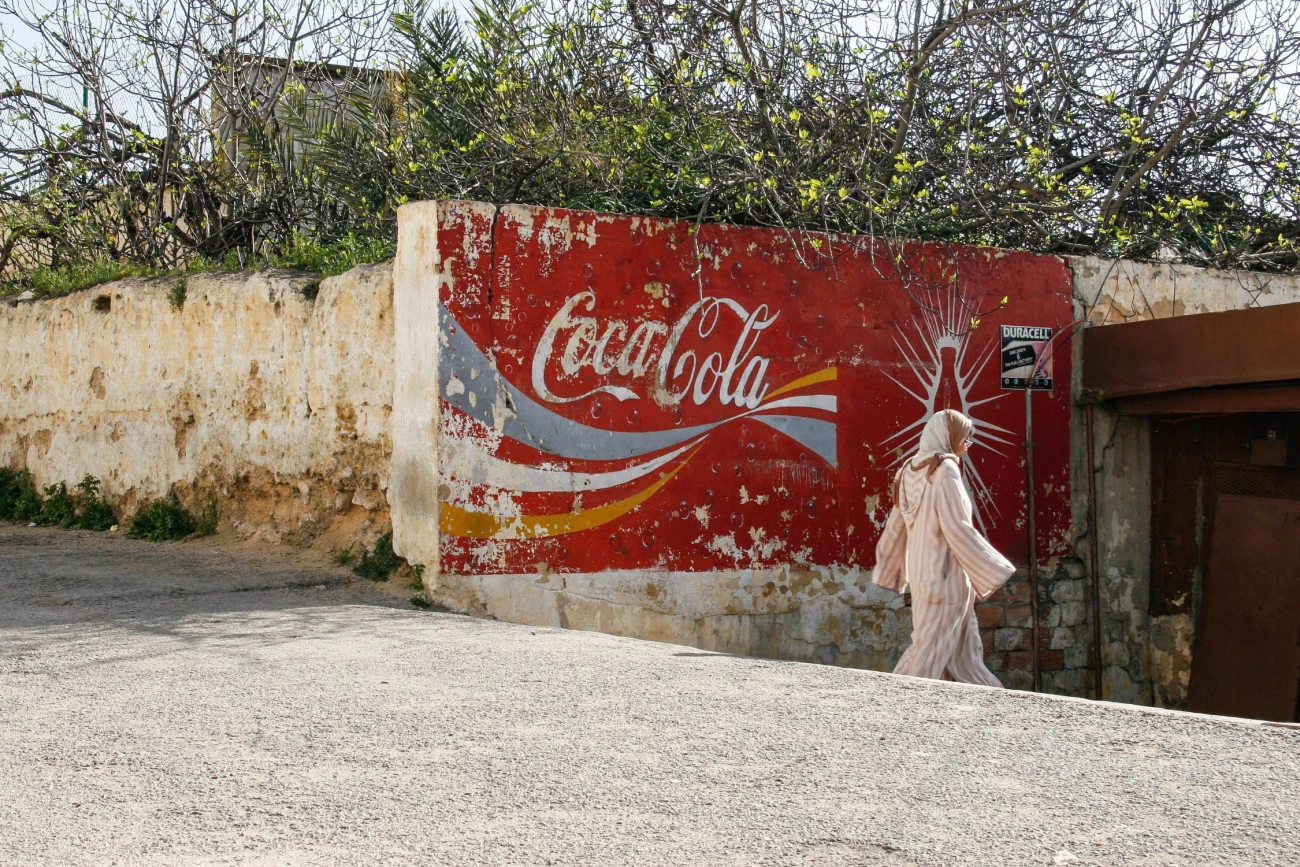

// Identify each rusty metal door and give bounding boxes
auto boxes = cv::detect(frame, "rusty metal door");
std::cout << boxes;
[1188,494,1300,722]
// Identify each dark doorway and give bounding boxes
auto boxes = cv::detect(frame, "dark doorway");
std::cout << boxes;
[1151,413,1300,722]
[1187,494,1300,721]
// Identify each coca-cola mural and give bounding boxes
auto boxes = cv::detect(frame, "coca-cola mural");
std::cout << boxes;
[434,203,1073,575]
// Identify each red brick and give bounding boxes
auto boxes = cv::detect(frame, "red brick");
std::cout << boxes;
[980,629,995,653]
[1006,651,1034,671]
[1004,582,1032,603]
[982,587,1011,604]
[1004,605,1033,628]
[976,605,1005,628]
[1039,650,1065,671]
[989,582,1031,605]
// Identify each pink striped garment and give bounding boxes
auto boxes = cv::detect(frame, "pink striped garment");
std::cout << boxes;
[873,458,1015,686]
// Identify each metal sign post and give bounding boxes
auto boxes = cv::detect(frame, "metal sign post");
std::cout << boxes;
[1001,325,1053,693]
[1024,386,1041,693]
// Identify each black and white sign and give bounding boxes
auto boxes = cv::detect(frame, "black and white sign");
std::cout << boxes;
[1000,325,1053,390]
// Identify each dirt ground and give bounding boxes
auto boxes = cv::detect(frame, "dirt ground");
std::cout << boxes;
[1,524,1298,866]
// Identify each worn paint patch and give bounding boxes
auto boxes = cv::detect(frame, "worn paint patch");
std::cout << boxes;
[1148,613,1194,709]
[424,201,1074,576]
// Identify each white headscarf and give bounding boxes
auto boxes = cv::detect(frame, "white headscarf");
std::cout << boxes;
[911,408,972,470]
[893,409,973,517]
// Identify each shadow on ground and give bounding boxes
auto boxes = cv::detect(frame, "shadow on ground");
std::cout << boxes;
[0,524,429,647]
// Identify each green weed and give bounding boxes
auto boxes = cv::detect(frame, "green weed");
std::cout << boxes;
[0,471,116,530]
[353,532,401,582]
[73,475,117,531]
[37,482,77,527]
[201,233,394,281]
[128,496,198,541]
[410,562,426,590]
[331,545,357,566]
[265,233,394,279]
[410,592,431,609]
[12,487,42,522]
[0,260,151,300]
[169,278,187,310]
[0,468,37,520]
[1,235,392,300]
[196,495,219,536]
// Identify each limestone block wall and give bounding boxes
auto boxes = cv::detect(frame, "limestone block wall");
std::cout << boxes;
[1073,256,1300,324]
[0,264,395,549]
[1070,257,1300,707]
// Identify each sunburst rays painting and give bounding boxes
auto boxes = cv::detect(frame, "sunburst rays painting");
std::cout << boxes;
[879,277,1018,533]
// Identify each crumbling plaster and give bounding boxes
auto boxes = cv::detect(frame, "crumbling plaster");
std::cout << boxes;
[0,264,395,549]
[392,200,1086,691]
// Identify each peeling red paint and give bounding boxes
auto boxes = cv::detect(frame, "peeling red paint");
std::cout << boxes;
[431,202,1072,574]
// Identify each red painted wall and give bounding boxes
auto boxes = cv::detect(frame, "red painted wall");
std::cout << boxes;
[434,203,1073,575]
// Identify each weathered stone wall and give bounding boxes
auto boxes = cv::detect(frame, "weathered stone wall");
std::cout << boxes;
[975,562,1092,695]
[432,565,914,670]
[0,264,395,550]
[11,224,1299,707]
[1072,256,1299,324]
[1070,257,1300,706]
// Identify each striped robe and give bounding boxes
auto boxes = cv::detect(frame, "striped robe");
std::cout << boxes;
[873,458,1015,686]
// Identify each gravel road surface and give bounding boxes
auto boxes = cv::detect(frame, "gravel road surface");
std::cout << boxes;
[1,525,1297,866]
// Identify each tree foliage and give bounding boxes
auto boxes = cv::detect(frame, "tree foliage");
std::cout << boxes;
[4,0,1300,276]
[0,0,396,275]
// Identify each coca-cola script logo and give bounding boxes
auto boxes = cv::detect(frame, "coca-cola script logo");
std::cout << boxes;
[436,287,838,546]
[531,292,780,409]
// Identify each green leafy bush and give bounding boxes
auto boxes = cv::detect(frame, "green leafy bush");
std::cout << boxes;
[128,496,198,541]
[353,532,402,582]
[37,482,77,527]
[13,487,42,522]
[72,476,117,531]
[0,468,37,520]
[0,471,116,530]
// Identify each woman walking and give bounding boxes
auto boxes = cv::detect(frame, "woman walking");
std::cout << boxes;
[873,409,1015,686]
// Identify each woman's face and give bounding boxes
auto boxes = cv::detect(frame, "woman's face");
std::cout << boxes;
[941,412,973,460]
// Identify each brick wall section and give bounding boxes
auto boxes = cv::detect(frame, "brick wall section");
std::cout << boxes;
[976,558,1093,695]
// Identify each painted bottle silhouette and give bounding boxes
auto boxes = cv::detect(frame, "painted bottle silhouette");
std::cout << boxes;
[933,334,964,414]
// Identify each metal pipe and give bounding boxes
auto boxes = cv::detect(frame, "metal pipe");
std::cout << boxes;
[1025,386,1042,692]
[1085,403,1104,701]
[1015,319,1089,695]
[1015,319,1090,695]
